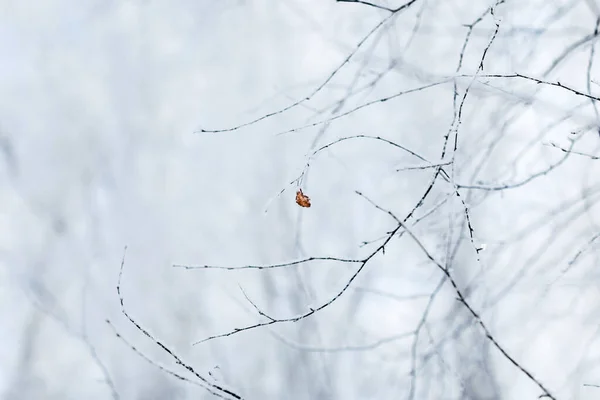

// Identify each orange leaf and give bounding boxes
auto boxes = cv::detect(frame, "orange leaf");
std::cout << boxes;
[295,189,311,208]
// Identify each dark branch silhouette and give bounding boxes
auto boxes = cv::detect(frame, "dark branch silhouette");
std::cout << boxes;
[113,247,244,400]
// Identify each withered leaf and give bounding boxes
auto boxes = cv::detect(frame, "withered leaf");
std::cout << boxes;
[295,189,311,208]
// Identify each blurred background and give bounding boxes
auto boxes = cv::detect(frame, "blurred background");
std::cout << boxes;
[1,0,600,399]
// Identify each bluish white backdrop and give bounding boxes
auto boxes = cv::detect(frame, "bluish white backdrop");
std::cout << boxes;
[1,0,600,399]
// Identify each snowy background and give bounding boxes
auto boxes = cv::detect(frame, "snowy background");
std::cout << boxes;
[1,0,600,399]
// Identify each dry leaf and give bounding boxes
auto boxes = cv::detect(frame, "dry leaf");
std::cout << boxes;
[295,189,311,208]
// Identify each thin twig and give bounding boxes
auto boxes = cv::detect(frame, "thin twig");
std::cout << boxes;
[116,247,243,400]
[173,256,361,270]
[356,192,557,400]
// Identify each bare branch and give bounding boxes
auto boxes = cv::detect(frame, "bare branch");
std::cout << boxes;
[356,192,558,400]
[116,247,244,400]
[173,256,361,271]
[336,0,396,12]
[457,140,575,191]
[546,141,599,160]
[466,73,600,102]
[312,134,431,164]
[274,79,453,136]
[337,0,421,14]
[106,320,211,392]
[198,11,403,134]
